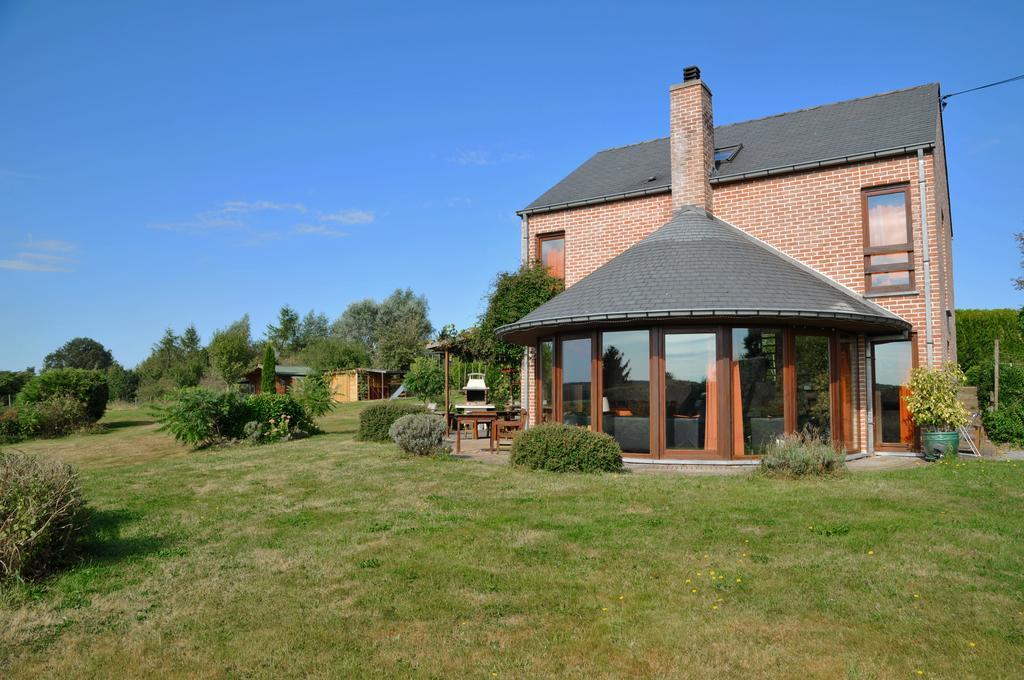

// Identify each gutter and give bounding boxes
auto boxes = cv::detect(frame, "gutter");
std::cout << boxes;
[496,307,910,340]
[520,214,531,428]
[917,148,935,367]
[517,142,935,216]
[865,339,875,456]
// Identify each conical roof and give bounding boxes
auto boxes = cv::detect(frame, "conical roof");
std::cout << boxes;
[497,206,909,344]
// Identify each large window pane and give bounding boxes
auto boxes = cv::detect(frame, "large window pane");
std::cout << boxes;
[733,328,784,454]
[795,335,831,440]
[539,340,554,423]
[873,341,913,445]
[561,338,591,428]
[539,235,565,280]
[866,191,908,246]
[665,333,717,451]
[602,330,650,453]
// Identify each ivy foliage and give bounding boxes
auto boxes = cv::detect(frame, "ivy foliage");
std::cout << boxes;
[477,263,563,368]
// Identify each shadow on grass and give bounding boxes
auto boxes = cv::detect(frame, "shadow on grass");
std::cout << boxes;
[76,507,175,566]
[102,419,156,430]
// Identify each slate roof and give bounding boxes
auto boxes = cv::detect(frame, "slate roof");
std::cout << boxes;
[496,207,909,343]
[522,84,939,214]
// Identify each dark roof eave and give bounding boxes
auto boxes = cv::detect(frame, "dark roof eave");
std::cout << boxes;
[496,308,910,344]
[517,142,935,216]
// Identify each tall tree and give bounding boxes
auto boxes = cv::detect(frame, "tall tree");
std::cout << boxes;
[180,324,202,354]
[374,289,433,370]
[43,337,114,371]
[266,305,301,353]
[296,310,330,350]
[301,337,370,373]
[208,315,255,388]
[332,299,379,351]
[260,343,277,394]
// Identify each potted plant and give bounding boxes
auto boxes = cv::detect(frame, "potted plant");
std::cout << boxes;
[904,362,969,461]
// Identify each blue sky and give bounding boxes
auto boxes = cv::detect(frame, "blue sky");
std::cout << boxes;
[1,0,1022,370]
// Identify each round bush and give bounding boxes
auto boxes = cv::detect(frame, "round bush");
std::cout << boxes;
[16,368,109,423]
[758,433,846,478]
[246,393,313,433]
[1,451,86,580]
[357,401,427,442]
[510,423,623,473]
[389,413,447,455]
[983,404,1024,446]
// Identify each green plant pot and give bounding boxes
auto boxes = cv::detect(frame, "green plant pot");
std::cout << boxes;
[921,430,959,461]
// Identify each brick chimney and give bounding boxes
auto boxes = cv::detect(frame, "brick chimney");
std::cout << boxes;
[670,65,714,214]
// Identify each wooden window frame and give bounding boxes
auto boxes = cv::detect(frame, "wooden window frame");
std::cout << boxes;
[862,184,915,294]
[540,325,847,461]
[536,231,566,280]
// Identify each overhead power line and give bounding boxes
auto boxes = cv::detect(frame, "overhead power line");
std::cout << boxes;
[941,73,1024,102]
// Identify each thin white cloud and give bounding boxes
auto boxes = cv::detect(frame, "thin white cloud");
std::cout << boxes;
[24,237,74,252]
[319,209,375,225]
[294,224,347,238]
[1,238,76,272]
[220,200,307,214]
[452,150,492,166]
[448,149,531,166]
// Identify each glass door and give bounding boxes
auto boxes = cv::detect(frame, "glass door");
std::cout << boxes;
[663,331,719,457]
[732,328,785,455]
[601,330,651,454]
[560,337,593,429]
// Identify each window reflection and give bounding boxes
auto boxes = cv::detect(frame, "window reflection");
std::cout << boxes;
[873,341,913,445]
[539,340,554,422]
[665,333,717,450]
[602,330,650,453]
[733,329,784,454]
[795,335,831,439]
[561,338,591,428]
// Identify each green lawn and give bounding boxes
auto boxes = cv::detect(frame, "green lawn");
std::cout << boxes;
[2,403,1023,678]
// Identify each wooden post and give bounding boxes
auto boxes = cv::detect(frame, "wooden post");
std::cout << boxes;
[443,348,450,435]
[994,338,1000,410]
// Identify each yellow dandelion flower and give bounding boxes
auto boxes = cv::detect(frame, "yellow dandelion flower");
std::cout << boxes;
[697,571,702,576]
[601,607,608,611]
[618,595,624,600]
[686,578,692,584]
[868,550,875,556]
[712,605,718,610]
[913,594,920,599]
[710,570,716,575]
[736,578,742,583]
[968,641,976,648]
[691,588,698,593]
[915,671,924,676]
[742,553,748,557]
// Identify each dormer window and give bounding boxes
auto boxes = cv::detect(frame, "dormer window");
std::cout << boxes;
[714,145,741,168]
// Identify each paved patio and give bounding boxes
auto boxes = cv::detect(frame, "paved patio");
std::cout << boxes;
[445,433,934,474]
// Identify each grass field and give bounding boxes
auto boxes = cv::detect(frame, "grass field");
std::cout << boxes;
[2,402,1023,678]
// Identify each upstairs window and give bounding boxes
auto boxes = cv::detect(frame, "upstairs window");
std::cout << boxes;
[538,232,565,280]
[862,185,914,293]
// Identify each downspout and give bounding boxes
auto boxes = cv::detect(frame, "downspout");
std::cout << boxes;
[865,338,875,456]
[520,214,531,426]
[917,148,935,367]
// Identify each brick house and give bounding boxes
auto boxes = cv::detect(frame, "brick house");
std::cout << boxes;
[497,66,955,462]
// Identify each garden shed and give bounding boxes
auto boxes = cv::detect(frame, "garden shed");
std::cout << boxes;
[328,368,405,402]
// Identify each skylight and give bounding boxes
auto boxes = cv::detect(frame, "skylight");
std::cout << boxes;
[714,145,741,166]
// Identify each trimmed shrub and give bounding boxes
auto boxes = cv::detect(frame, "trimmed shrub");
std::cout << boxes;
[1,451,87,580]
[16,368,109,423]
[510,423,623,473]
[20,394,88,438]
[357,401,427,442]
[389,413,447,455]
[956,309,1024,376]
[260,344,277,394]
[153,387,249,448]
[759,433,846,478]
[982,404,1024,446]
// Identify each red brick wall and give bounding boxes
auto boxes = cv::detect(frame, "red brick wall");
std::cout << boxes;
[522,150,956,453]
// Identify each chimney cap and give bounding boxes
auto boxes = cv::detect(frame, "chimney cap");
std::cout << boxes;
[683,65,701,82]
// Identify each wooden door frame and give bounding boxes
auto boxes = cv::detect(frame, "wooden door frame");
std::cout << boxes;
[659,326,730,461]
[871,334,919,452]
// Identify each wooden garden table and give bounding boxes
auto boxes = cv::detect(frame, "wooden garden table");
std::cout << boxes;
[454,411,499,453]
